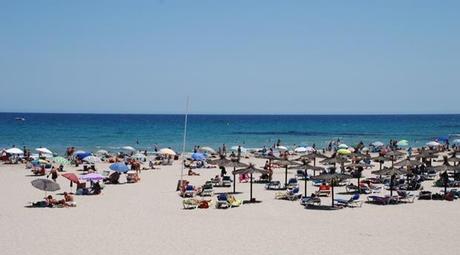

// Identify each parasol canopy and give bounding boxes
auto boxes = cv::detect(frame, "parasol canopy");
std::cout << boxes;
[31,179,60,192]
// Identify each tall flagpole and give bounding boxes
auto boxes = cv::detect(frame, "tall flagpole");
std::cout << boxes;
[180,96,190,183]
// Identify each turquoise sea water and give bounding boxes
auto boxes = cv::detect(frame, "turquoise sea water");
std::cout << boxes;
[1,113,459,154]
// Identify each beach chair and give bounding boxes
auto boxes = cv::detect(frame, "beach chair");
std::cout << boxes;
[221,176,232,187]
[397,190,415,203]
[200,183,214,197]
[367,195,399,205]
[286,178,299,189]
[300,196,321,206]
[227,195,243,207]
[286,187,302,201]
[275,187,301,201]
[182,185,196,198]
[265,181,282,190]
[334,193,362,208]
[316,185,331,197]
[216,193,230,209]
[182,199,199,210]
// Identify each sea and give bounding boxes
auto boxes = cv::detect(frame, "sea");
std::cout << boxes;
[1,113,460,154]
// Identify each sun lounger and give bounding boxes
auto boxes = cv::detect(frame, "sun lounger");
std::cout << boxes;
[367,195,399,205]
[216,193,230,209]
[316,185,331,197]
[227,195,243,207]
[300,196,321,206]
[182,185,196,198]
[305,204,343,210]
[265,181,283,190]
[286,178,299,190]
[221,176,232,187]
[397,190,415,203]
[334,193,362,208]
[200,183,214,197]
[182,199,199,209]
[275,187,302,201]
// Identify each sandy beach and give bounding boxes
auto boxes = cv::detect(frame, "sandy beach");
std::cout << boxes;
[1,153,459,255]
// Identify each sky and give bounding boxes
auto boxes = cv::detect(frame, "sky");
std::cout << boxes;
[0,0,459,114]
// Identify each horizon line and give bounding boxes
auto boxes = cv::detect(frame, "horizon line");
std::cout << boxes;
[1,111,460,116]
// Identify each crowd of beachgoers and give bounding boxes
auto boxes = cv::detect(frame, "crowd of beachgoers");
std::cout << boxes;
[1,137,460,210]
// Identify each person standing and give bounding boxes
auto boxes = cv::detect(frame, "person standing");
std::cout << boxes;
[48,167,58,182]
[237,145,241,161]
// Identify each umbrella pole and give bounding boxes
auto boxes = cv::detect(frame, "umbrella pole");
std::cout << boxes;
[285,166,288,186]
[331,181,335,207]
[444,171,448,199]
[250,173,253,202]
[233,167,236,194]
[304,169,308,197]
[357,176,360,194]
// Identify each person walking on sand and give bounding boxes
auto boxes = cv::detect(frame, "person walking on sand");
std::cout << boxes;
[48,167,58,182]
[237,145,242,161]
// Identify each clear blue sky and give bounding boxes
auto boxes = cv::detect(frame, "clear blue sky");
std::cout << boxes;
[0,1,459,114]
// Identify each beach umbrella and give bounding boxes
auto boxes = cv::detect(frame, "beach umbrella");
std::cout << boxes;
[62,173,79,184]
[199,146,216,154]
[294,147,307,153]
[80,173,104,182]
[5,148,24,154]
[338,144,348,149]
[310,173,352,207]
[122,146,136,152]
[320,156,349,166]
[394,159,422,167]
[31,179,60,197]
[361,147,370,153]
[273,159,301,186]
[276,146,288,151]
[36,147,53,155]
[297,153,327,167]
[397,140,409,147]
[298,164,325,196]
[52,156,70,165]
[191,152,206,161]
[132,153,146,160]
[372,167,409,196]
[426,141,441,147]
[61,173,79,192]
[158,148,176,156]
[82,156,101,163]
[32,159,48,165]
[233,164,269,203]
[207,158,248,193]
[75,152,92,160]
[426,165,460,196]
[109,162,130,173]
[371,141,384,147]
[337,148,351,155]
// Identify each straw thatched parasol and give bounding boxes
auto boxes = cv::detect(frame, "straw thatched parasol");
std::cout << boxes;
[371,167,410,196]
[273,159,301,186]
[394,159,422,167]
[233,164,269,203]
[207,158,248,193]
[310,173,352,207]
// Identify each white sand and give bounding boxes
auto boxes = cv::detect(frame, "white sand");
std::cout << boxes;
[0,155,458,255]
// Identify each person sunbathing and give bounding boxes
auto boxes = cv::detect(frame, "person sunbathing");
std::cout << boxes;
[188,168,200,176]
[58,192,76,207]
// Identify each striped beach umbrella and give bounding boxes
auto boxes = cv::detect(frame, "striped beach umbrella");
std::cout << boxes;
[53,156,70,165]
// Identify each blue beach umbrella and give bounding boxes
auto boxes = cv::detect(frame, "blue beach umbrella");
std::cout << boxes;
[191,152,206,161]
[109,162,130,173]
[75,151,92,160]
